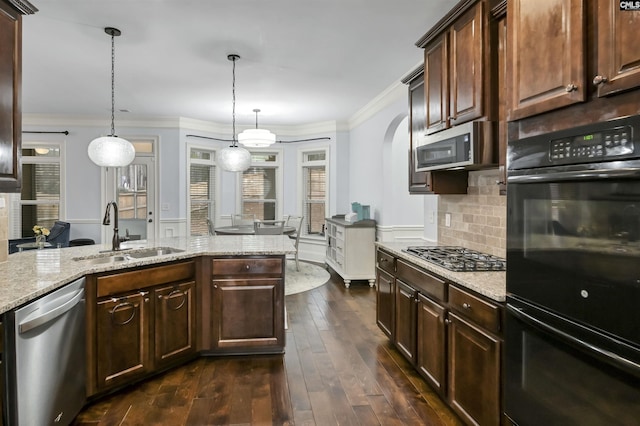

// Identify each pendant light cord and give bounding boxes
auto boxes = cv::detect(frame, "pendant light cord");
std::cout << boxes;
[231,56,237,147]
[110,31,116,137]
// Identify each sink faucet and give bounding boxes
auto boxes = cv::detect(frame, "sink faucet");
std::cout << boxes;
[102,201,121,251]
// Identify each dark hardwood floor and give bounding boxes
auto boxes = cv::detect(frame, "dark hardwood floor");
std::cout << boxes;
[73,270,462,425]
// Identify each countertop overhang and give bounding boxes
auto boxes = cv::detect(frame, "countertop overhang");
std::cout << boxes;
[0,235,296,315]
[376,242,506,302]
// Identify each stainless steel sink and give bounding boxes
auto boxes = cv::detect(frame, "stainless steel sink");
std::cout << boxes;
[126,247,185,259]
[83,255,130,265]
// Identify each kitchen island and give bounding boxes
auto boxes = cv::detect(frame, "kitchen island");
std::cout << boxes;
[0,235,296,315]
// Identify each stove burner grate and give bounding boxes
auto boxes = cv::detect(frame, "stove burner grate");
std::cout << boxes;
[402,246,506,272]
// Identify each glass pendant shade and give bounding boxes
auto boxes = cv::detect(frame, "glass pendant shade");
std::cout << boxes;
[218,145,251,172]
[238,128,276,148]
[88,136,136,167]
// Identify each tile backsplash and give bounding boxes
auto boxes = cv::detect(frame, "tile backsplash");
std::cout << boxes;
[438,169,506,258]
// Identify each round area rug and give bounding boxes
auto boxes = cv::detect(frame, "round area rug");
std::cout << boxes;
[285,260,330,295]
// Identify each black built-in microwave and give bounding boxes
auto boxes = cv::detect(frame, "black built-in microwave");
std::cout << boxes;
[415,120,494,171]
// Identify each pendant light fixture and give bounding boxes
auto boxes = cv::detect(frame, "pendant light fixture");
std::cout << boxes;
[238,108,276,148]
[87,27,135,168]
[217,54,251,172]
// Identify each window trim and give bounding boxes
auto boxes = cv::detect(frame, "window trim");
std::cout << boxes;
[297,144,330,236]
[10,140,66,238]
[236,147,283,220]
[186,142,221,235]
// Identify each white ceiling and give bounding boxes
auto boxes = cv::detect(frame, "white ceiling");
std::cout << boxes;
[21,0,451,128]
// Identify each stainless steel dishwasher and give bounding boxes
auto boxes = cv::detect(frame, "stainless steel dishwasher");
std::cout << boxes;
[3,277,86,425]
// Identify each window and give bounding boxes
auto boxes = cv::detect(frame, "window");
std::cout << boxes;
[11,143,63,237]
[188,147,217,236]
[300,149,328,235]
[241,152,281,220]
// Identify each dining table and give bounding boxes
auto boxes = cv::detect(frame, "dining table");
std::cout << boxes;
[213,225,296,236]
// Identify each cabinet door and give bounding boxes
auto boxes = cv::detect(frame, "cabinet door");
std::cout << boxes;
[425,33,449,134]
[210,278,284,353]
[447,312,501,426]
[408,74,431,193]
[96,292,150,390]
[507,0,585,120]
[376,268,395,339]
[394,280,417,363]
[449,2,484,126]
[416,293,446,396]
[154,281,197,367]
[0,2,22,192]
[595,0,640,97]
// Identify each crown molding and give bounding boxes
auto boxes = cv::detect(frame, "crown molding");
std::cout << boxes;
[5,0,37,14]
[348,80,406,129]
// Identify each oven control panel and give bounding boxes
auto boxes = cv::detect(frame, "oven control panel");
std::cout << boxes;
[549,125,634,162]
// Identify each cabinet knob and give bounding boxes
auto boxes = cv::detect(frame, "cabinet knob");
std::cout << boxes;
[245,264,250,270]
[445,319,452,325]
[565,83,578,92]
[462,303,472,310]
[592,75,608,86]
[213,284,218,289]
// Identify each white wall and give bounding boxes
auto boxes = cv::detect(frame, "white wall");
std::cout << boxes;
[347,93,426,241]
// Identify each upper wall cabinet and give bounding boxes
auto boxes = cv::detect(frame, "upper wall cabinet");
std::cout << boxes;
[507,0,586,121]
[594,0,640,98]
[418,1,490,135]
[0,0,36,193]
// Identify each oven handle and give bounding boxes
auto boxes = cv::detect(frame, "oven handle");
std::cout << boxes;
[508,167,640,183]
[507,303,640,374]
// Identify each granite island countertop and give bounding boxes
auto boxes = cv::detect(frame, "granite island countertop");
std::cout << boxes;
[0,235,296,315]
[376,242,506,302]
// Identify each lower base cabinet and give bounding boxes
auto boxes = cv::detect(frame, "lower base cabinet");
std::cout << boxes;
[203,256,286,355]
[376,248,503,425]
[448,312,501,426]
[87,260,198,396]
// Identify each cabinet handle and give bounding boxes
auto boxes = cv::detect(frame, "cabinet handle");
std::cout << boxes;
[163,288,187,310]
[592,75,608,86]
[565,83,578,92]
[445,319,452,325]
[110,301,136,325]
[462,303,472,310]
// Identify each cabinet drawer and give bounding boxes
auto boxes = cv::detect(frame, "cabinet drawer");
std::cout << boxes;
[97,261,196,298]
[211,257,283,276]
[448,285,501,334]
[377,249,395,274]
[396,259,446,301]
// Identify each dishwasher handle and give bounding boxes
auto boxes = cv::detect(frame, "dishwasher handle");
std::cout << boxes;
[19,288,85,334]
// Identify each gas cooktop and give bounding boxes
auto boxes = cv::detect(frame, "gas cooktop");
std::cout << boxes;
[402,246,506,272]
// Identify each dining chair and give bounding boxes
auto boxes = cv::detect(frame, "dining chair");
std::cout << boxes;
[206,218,215,236]
[285,216,304,271]
[232,214,256,226]
[254,220,285,235]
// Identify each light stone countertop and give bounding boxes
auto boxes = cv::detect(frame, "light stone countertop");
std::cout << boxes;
[376,242,506,302]
[0,235,296,315]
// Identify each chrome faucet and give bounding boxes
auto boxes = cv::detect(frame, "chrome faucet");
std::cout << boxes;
[102,201,121,251]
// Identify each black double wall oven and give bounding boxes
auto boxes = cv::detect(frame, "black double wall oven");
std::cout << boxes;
[505,115,640,425]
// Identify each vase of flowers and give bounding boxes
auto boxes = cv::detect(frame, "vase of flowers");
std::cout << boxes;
[33,225,50,248]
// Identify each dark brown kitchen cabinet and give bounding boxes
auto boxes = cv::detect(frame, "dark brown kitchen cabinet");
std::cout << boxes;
[153,280,197,369]
[376,269,395,339]
[507,0,586,120]
[421,1,487,135]
[95,292,150,391]
[594,0,640,98]
[404,69,470,195]
[493,1,507,194]
[394,280,417,363]
[86,260,197,395]
[447,311,501,426]
[0,0,36,193]
[206,256,285,355]
[416,292,446,396]
[375,247,503,424]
